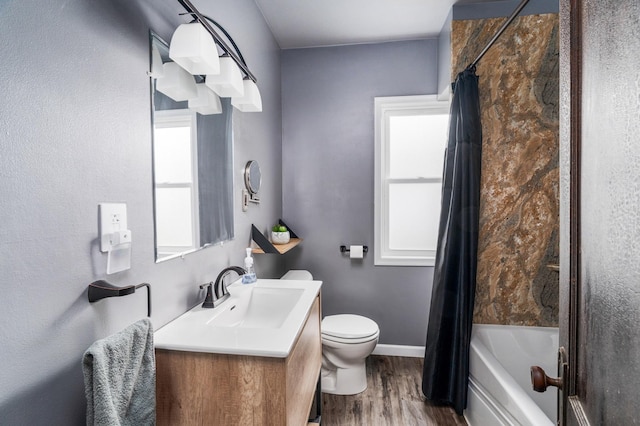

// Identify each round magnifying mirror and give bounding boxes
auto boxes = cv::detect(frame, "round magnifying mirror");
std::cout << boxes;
[244,161,262,195]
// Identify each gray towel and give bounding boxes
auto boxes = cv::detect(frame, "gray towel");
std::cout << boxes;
[83,319,156,426]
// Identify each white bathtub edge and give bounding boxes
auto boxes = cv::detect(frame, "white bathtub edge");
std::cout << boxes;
[465,377,512,426]
[372,344,425,358]
[467,326,556,426]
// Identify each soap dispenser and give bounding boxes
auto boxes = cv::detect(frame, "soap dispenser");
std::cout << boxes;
[242,248,257,284]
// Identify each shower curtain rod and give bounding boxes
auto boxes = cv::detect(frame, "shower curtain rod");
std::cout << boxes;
[466,0,530,70]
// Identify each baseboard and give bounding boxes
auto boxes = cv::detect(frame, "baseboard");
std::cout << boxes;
[372,344,425,358]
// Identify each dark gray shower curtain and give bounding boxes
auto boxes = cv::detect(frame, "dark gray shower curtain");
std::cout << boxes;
[422,67,482,415]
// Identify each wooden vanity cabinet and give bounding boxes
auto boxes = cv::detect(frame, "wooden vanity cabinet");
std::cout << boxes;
[156,296,321,426]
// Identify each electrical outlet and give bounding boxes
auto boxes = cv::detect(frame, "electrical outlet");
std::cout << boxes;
[110,213,124,231]
[99,203,128,252]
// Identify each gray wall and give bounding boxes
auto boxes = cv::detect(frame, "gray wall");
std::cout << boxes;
[281,40,438,346]
[0,0,282,424]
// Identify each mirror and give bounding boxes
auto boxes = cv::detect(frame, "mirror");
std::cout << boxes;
[149,31,234,262]
[244,160,262,195]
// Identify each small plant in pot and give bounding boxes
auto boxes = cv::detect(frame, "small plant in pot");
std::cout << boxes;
[271,224,290,245]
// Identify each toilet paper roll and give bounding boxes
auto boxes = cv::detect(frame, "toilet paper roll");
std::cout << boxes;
[349,245,364,259]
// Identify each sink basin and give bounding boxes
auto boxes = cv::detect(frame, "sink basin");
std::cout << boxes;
[154,278,322,357]
[209,287,304,329]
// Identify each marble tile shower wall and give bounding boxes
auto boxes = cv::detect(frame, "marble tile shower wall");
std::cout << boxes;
[452,14,560,326]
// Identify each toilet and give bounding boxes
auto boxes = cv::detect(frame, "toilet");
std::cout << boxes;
[280,270,380,395]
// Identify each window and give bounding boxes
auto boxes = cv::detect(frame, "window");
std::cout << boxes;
[374,95,450,266]
[153,109,200,257]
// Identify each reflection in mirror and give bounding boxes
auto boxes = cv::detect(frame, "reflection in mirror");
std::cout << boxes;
[150,31,234,262]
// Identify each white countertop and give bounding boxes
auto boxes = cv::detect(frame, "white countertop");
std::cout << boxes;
[154,278,322,358]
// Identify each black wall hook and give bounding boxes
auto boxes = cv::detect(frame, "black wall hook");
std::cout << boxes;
[88,280,152,317]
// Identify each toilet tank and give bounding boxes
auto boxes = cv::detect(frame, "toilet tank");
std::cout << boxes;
[280,270,313,281]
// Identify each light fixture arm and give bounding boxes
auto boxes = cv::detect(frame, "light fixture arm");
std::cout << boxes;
[179,12,249,68]
[176,0,257,83]
[203,15,248,69]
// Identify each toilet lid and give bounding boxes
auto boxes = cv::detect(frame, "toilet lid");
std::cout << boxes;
[321,314,379,340]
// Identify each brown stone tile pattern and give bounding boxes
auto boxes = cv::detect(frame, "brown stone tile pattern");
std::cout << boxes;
[451,14,559,326]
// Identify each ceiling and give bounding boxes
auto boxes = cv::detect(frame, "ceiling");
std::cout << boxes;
[253,0,461,49]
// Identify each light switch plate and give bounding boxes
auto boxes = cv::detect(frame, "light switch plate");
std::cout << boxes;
[99,203,128,252]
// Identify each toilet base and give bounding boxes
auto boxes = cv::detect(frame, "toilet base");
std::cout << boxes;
[321,363,368,395]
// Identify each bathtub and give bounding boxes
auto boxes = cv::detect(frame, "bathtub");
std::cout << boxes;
[465,324,559,426]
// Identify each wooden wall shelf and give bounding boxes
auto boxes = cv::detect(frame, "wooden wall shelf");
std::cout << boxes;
[251,219,302,255]
[252,238,302,255]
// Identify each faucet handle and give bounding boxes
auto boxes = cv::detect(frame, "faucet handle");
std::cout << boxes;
[200,281,217,308]
[199,281,213,290]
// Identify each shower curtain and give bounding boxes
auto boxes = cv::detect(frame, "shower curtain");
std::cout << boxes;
[422,67,482,415]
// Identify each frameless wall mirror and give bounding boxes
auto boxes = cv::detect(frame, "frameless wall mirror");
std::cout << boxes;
[149,31,234,262]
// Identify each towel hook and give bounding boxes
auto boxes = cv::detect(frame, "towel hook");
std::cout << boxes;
[88,280,152,317]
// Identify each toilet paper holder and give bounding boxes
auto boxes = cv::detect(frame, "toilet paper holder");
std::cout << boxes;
[339,245,368,254]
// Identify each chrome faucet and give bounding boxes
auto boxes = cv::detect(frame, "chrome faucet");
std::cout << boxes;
[199,266,246,309]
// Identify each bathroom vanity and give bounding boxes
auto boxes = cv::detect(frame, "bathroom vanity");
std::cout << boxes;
[154,279,322,425]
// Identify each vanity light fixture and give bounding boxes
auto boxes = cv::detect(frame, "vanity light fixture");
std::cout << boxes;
[169,23,220,75]
[176,0,262,112]
[205,56,245,98]
[231,80,262,112]
[156,62,198,101]
[188,83,223,115]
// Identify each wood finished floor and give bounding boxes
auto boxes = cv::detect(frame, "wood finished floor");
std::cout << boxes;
[321,356,467,426]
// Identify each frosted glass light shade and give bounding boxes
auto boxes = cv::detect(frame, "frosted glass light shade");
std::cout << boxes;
[231,80,262,112]
[169,23,220,75]
[205,57,244,98]
[189,84,222,115]
[156,62,198,101]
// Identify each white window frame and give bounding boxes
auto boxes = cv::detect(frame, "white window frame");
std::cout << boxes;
[153,109,200,255]
[374,95,450,266]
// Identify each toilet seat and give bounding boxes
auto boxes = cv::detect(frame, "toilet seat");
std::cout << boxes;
[322,314,379,344]
[322,332,379,345]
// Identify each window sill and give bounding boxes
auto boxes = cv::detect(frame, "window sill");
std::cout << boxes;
[374,256,435,267]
